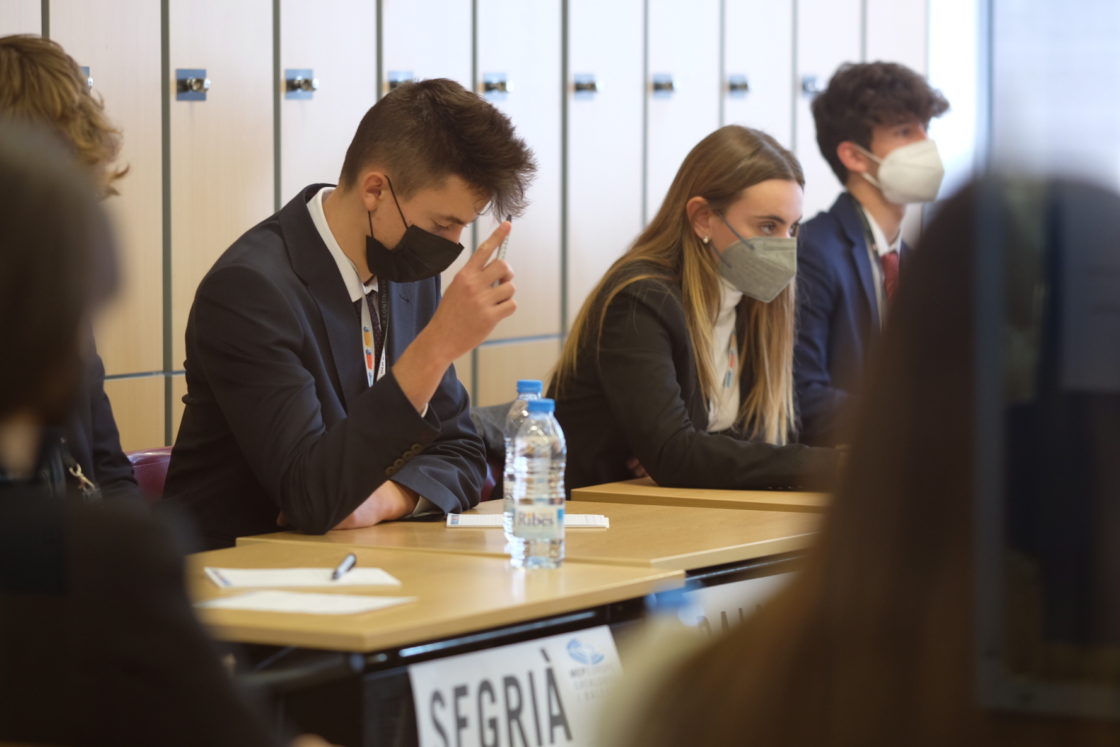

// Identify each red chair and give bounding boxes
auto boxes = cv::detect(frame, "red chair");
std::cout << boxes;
[127,447,172,505]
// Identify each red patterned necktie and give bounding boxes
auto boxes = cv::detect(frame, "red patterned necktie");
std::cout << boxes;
[881,250,900,304]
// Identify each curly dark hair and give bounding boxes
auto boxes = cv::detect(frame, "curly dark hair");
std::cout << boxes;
[340,78,536,219]
[812,61,949,185]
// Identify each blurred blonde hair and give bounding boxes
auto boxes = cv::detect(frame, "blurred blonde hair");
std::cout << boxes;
[554,125,802,444]
[0,34,128,196]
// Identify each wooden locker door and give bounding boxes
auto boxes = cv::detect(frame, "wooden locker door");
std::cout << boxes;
[866,0,930,246]
[566,0,645,330]
[104,376,167,451]
[722,0,794,149]
[380,0,473,292]
[51,0,163,378]
[476,0,561,341]
[0,1,39,34]
[794,0,862,220]
[645,0,721,221]
[279,0,376,200]
[168,0,275,372]
[476,340,561,407]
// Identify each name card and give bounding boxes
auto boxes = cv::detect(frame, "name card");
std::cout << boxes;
[677,572,794,635]
[409,625,622,747]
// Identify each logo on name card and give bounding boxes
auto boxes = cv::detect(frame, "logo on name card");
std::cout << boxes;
[565,638,604,666]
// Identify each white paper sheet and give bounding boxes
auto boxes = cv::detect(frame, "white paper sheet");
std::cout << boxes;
[196,590,415,615]
[446,513,610,528]
[204,566,401,589]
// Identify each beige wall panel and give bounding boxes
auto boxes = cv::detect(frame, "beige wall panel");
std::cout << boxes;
[722,0,794,147]
[476,0,561,340]
[171,373,187,443]
[0,1,40,35]
[169,0,275,369]
[279,0,376,198]
[380,0,473,293]
[104,376,167,451]
[645,0,721,220]
[566,0,645,329]
[795,0,862,220]
[51,0,163,375]
[476,339,560,407]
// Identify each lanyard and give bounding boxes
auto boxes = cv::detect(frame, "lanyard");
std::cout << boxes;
[359,281,390,387]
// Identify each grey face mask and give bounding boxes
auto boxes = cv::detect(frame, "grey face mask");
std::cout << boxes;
[712,213,797,302]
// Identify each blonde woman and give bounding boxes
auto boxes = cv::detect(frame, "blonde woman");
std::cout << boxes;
[551,125,838,491]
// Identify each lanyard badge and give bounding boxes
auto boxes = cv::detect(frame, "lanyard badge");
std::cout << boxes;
[358,281,390,387]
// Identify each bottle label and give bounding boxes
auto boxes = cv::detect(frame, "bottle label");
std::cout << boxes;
[513,504,564,540]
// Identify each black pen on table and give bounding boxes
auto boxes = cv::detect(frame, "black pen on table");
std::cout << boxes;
[331,552,357,581]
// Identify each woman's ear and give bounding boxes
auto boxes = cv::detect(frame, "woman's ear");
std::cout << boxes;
[686,196,713,242]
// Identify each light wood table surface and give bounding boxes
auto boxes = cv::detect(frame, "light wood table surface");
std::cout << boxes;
[570,477,830,513]
[190,542,681,652]
[237,499,821,571]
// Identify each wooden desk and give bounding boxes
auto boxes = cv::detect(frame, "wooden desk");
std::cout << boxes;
[237,500,821,572]
[570,477,830,513]
[190,542,681,652]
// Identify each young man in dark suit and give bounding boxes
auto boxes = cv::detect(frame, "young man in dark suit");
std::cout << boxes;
[164,79,535,549]
[794,61,949,446]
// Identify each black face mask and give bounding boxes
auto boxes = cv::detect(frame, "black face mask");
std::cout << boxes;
[365,177,464,283]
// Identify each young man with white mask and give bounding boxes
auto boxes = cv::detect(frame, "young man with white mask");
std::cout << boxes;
[794,61,949,446]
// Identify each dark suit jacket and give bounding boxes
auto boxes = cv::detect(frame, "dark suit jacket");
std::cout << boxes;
[64,350,141,502]
[164,185,485,549]
[551,261,838,493]
[794,192,911,445]
[0,482,278,746]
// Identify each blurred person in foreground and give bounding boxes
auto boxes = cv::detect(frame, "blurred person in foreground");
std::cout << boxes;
[609,175,1120,746]
[0,122,331,747]
[0,33,139,502]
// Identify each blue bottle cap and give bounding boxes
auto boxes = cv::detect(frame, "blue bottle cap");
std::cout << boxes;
[516,379,543,394]
[526,398,554,414]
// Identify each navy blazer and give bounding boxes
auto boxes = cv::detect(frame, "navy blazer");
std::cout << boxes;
[163,185,485,549]
[794,191,910,446]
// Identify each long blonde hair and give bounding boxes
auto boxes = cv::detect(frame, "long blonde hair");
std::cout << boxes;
[0,35,128,197]
[554,125,802,445]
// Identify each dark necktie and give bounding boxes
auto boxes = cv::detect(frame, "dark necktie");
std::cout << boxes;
[881,250,900,305]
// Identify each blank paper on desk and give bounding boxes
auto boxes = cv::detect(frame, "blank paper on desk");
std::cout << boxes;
[446,513,610,528]
[204,567,402,589]
[197,590,414,615]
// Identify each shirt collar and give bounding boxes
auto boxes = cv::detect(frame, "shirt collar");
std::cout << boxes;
[306,185,377,302]
[857,202,902,258]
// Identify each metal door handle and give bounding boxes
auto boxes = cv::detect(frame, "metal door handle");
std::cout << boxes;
[573,74,598,95]
[176,68,210,101]
[728,75,750,95]
[801,75,822,96]
[652,74,675,94]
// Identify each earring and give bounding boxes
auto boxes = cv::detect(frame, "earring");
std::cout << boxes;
[701,236,711,245]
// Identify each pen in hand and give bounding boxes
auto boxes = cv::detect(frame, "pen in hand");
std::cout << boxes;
[330,552,357,581]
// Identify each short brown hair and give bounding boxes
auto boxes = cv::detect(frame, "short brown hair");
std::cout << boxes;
[339,78,536,219]
[0,34,128,197]
[0,121,118,419]
[812,61,949,184]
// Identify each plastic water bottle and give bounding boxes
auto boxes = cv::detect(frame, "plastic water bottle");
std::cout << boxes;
[502,380,543,542]
[509,398,566,569]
